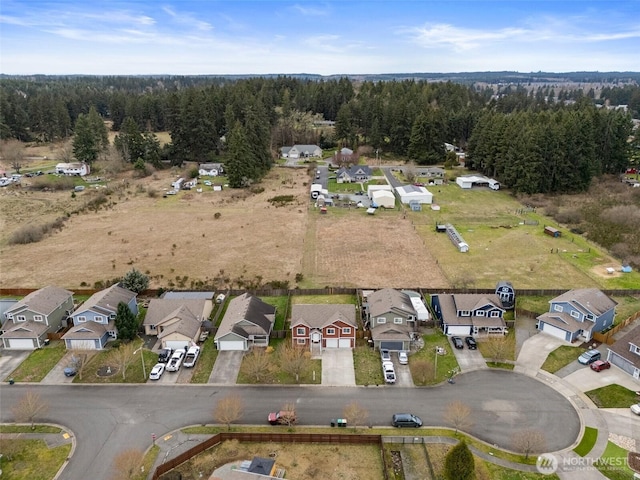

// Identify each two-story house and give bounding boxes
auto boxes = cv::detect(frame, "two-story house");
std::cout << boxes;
[1,286,74,349]
[607,325,640,380]
[335,165,372,183]
[214,293,276,351]
[62,284,138,350]
[363,288,418,351]
[431,294,507,336]
[536,289,617,343]
[290,304,357,354]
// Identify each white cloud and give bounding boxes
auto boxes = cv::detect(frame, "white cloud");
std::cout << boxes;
[292,3,330,16]
[162,6,213,31]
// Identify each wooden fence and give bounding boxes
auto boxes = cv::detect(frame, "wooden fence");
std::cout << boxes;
[151,432,385,480]
[592,310,640,345]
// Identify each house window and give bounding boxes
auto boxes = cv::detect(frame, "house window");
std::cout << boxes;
[297,338,306,345]
[585,314,595,321]
[17,315,26,322]
[149,325,156,330]
[490,311,500,317]
[327,328,336,335]
[459,310,470,317]
[109,314,116,320]
[394,317,403,324]
[377,317,386,324]
[553,305,563,312]
[296,327,305,336]
[475,311,485,317]
[631,344,640,355]
[77,316,86,323]
[33,315,44,322]
[570,311,580,319]
[342,327,351,334]
[95,316,104,323]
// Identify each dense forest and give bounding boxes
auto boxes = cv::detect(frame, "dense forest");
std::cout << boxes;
[0,75,638,193]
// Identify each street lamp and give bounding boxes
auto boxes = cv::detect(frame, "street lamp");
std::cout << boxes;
[134,346,146,380]
[434,346,439,380]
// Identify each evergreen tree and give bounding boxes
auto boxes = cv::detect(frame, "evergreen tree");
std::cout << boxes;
[72,114,101,164]
[114,117,145,163]
[226,121,254,188]
[444,440,474,480]
[121,268,150,293]
[115,302,137,341]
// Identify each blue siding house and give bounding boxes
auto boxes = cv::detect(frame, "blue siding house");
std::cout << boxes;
[63,284,138,349]
[537,289,617,343]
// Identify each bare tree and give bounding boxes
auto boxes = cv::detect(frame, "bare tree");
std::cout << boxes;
[110,448,144,480]
[411,359,435,385]
[111,342,137,380]
[512,429,547,459]
[278,402,297,426]
[214,394,245,431]
[443,400,473,434]
[485,336,511,363]
[69,351,94,380]
[1,139,26,173]
[57,139,75,163]
[404,162,417,183]
[343,401,369,432]
[12,390,48,429]
[242,348,272,382]
[278,343,312,383]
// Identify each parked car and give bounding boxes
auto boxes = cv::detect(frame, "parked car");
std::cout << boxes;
[398,351,408,365]
[158,348,173,363]
[166,350,185,372]
[380,349,391,362]
[465,337,477,349]
[451,336,464,349]
[578,349,601,365]
[199,331,209,342]
[392,413,423,428]
[183,346,200,368]
[63,366,77,377]
[590,360,611,372]
[268,410,297,425]
[631,403,640,416]
[149,363,166,380]
[382,361,396,384]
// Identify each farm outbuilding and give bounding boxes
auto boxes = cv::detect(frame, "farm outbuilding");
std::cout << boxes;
[456,175,500,190]
[544,226,561,238]
[372,190,395,209]
[445,224,469,252]
[395,185,433,204]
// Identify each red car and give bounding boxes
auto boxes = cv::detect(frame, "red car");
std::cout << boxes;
[590,360,611,372]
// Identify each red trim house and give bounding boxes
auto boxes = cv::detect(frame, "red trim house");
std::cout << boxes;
[290,304,357,352]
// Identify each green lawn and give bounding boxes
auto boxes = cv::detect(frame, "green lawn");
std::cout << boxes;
[483,461,560,479]
[477,329,517,362]
[190,337,218,383]
[291,294,356,304]
[0,438,71,480]
[585,384,639,408]
[596,441,634,480]
[353,345,384,385]
[0,425,62,434]
[574,426,598,456]
[261,296,289,330]
[410,332,460,385]
[541,345,579,374]
[73,340,156,383]
[5,341,66,382]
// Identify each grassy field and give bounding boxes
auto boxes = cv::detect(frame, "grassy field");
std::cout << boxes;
[540,346,580,374]
[353,344,385,385]
[0,438,71,480]
[585,384,639,408]
[410,331,460,385]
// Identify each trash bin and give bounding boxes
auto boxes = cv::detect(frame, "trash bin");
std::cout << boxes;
[330,419,336,427]
[9,378,14,385]
[43,338,50,346]
[338,418,347,428]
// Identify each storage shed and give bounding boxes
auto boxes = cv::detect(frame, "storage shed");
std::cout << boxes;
[395,185,433,204]
[544,226,561,238]
[371,190,395,209]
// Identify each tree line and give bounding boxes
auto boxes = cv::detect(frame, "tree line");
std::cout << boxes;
[0,75,636,193]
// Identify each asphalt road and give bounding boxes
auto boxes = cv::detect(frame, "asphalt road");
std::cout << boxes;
[0,370,580,480]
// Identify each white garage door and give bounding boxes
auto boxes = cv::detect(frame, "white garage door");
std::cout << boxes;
[541,323,567,341]
[338,339,352,348]
[217,340,245,351]
[325,338,338,348]
[7,338,35,349]
[69,340,97,350]
[447,326,471,336]
[165,340,190,351]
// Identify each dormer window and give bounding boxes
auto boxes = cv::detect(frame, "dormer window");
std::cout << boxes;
[475,311,485,317]
[553,305,563,312]
[459,310,470,317]
[631,344,640,355]
[570,311,580,319]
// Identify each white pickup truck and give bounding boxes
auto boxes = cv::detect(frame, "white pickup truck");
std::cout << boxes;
[382,361,396,384]
[166,350,185,372]
[183,346,200,368]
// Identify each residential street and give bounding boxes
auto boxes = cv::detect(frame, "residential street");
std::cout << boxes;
[0,370,580,480]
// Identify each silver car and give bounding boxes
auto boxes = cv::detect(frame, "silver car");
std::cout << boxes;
[398,351,408,365]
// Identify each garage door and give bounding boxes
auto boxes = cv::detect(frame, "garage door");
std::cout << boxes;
[338,339,352,348]
[540,322,568,341]
[69,340,97,350]
[217,340,245,351]
[165,340,190,351]
[7,338,35,349]
[380,341,403,351]
[325,338,338,348]
[447,326,471,336]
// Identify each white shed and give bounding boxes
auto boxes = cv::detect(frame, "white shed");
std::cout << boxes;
[367,184,393,198]
[395,185,433,204]
[372,190,395,209]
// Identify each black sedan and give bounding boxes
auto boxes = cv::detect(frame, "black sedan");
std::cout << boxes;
[465,337,477,349]
[451,336,464,349]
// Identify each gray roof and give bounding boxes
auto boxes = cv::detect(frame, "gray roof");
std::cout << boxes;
[156,305,201,341]
[291,304,357,329]
[199,163,223,170]
[73,284,136,317]
[162,291,214,300]
[367,288,416,318]
[144,299,206,327]
[63,320,115,339]
[437,294,506,328]
[370,324,412,342]
[550,289,617,317]
[450,294,504,312]
[5,286,73,317]
[215,293,275,340]
[537,312,586,333]
[607,325,640,368]
[0,321,49,339]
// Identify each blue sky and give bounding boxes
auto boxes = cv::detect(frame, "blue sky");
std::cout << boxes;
[1,1,639,75]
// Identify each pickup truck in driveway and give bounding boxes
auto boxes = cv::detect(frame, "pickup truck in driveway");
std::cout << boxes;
[183,346,200,368]
[383,361,396,384]
[166,350,185,372]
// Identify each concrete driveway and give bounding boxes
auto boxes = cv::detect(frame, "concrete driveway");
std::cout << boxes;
[450,340,487,371]
[562,364,640,393]
[321,348,355,386]
[208,351,244,384]
[0,350,30,381]
[393,361,414,387]
[41,351,79,384]
[515,332,570,372]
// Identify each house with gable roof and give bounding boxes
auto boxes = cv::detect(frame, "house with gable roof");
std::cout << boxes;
[62,283,138,349]
[335,165,372,183]
[536,288,617,343]
[198,163,224,176]
[363,288,418,351]
[1,286,74,350]
[290,304,357,353]
[214,293,276,351]
[280,144,322,159]
[431,293,507,336]
[607,325,640,380]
